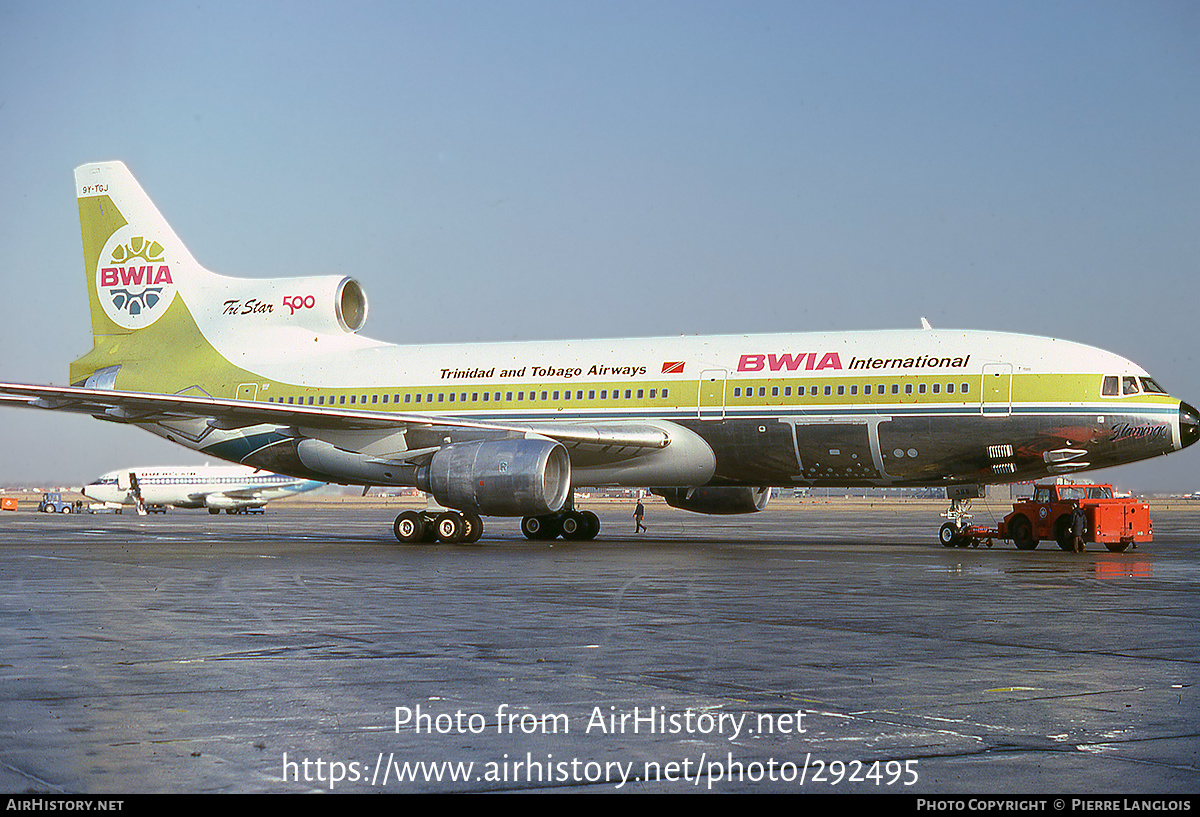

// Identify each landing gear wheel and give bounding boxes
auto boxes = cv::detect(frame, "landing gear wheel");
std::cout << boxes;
[521,515,542,540]
[521,515,560,540]
[559,512,584,540]
[460,513,484,543]
[939,523,960,548]
[434,512,464,543]
[393,511,426,543]
[580,511,600,540]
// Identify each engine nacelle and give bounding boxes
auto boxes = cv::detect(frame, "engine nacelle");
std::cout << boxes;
[652,486,772,515]
[192,274,368,335]
[419,439,571,517]
[204,494,260,511]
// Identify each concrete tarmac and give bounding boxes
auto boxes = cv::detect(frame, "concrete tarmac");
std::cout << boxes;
[1,498,1198,793]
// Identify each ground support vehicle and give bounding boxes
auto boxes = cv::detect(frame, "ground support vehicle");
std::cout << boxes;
[38,493,72,513]
[941,483,1151,553]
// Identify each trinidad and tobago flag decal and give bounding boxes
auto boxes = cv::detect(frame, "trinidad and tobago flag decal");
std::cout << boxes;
[661,361,685,374]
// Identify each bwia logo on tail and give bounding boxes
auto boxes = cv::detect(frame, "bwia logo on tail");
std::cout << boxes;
[97,232,176,329]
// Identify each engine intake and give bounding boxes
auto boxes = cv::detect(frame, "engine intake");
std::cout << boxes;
[652,486,772,515]
[197,274,368,335]
[419,439,571,517]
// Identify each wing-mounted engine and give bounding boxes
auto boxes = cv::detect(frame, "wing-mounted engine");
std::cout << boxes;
[204,494,262,511]
[652,486,772,515]
[418,438,571,517]
[190,274,368,336]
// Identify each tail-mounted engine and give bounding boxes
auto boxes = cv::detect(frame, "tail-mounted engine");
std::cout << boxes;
[652,486,772,515]
[196,275,368,335]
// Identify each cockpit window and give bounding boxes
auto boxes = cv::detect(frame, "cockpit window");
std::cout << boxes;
[1102,376,1119,396]
[1122,376,1141,395]
[1140,377,1167,394]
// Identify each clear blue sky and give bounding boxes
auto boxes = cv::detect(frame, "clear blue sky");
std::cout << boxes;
[1,0,1197,492]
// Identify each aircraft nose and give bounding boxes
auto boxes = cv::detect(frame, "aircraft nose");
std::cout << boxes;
[1181,401,1200,450]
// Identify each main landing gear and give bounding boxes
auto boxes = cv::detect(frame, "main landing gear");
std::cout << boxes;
[520,509,601,541]
[393,510,484,544]
[391,496,602,544]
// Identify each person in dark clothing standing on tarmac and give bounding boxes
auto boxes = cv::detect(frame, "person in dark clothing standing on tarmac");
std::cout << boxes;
[634,498,646,533]
[1070,505,1088,553]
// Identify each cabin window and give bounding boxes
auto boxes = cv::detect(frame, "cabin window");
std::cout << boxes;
[637,389,644,399]
[662,388,669,399]
[625,390,632,399]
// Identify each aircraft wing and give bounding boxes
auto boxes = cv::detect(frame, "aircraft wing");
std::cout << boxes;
[0,382,671,455]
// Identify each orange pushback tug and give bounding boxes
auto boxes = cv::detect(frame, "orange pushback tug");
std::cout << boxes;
[941,483,1152,552]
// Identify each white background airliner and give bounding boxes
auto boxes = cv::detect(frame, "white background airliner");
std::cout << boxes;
[82,464,322,514]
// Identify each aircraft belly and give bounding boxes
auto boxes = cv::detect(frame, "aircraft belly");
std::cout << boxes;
[683,409,1177,488]
[678,419,802,484]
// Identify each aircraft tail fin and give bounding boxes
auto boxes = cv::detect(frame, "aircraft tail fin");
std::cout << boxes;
[72,162,214,386]
[70,161,368,392]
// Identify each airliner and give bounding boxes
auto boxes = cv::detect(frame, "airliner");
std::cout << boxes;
[0,162,1195,544]
[82,464,322,514]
